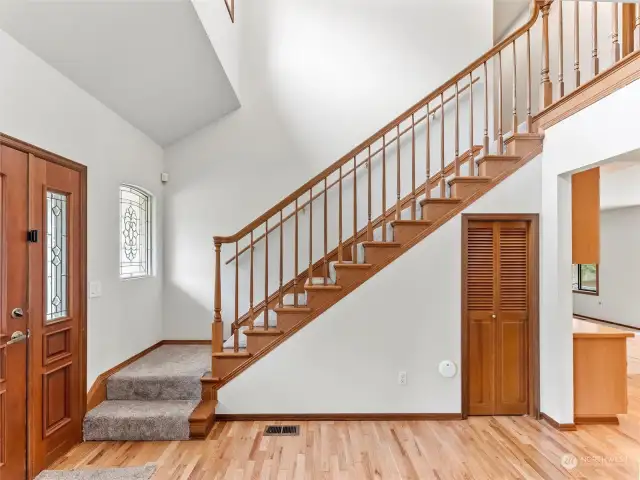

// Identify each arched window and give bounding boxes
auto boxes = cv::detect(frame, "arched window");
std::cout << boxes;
[120,184,152,278]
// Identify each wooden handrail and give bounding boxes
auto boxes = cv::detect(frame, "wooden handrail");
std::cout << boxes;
[213,1,541,245]
[224,76,481,264]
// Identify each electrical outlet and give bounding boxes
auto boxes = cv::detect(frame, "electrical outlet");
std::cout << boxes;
[398,371,407,385]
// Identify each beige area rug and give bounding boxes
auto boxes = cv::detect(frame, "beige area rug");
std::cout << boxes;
[35,465,156,480]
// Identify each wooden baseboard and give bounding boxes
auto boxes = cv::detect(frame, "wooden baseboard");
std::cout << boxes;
[163,339,211,345]
[573,314,640,332]
[574,415,620,425]
[215,413,463,421]
[541,412,577,431]
[86,339,211,409]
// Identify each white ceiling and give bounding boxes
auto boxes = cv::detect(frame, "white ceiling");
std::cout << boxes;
[0,0,240,146]
[494,0,530,42]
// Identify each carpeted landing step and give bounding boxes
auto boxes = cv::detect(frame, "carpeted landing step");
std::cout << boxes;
[83,345,211,442]
[83,400,199,441]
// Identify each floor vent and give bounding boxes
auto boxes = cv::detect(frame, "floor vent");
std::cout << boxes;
[264,425,300,436]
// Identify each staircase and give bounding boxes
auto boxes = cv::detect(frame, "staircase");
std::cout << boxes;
[208,0,640,398]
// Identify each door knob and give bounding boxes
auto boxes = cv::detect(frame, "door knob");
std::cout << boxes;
[11,307,24,319]
[7,330,28,345]
[491,314,497,319]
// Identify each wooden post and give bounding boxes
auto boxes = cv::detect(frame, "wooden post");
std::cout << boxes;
[612,3,621,64]
[539,0,553,109]
[213,240,223,353]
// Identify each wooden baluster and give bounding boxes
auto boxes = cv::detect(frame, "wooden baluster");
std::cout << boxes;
[396,124,401,220]
[309,189,313,280]
[294,199,299,307]
[527,30,532,132]
[612,3,621,64]
[338,167,343,263]
[367,146,373,239]
[323,178,328,286]
[382,134,387,241]
[454,82,460,176]
[558,0,565,98]
[278,210,283,307]
[498,50,504,154]
[592,2,599,76]
[234,240,239,352]
[249,231,254,330]
[483,62,489,153]
[353,157,357,257]
[575,0,581,87]
[264,219,269,330]
[213,241,223,353]
[411,114,416,219]
[512,40,517,135]
[426,105,431,195]
[540,0,553,108]
[440,92,445,197]
[636,4,640,51]
[468,73,475,176]
[622,3,635,57]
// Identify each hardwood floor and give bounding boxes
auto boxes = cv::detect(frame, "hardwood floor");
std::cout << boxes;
[52,335,640,479]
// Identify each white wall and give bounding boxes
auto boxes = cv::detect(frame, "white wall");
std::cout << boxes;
[539,77,640,424]
[0,29,165,388]
[574,206,640,327]
[163,0,495,339]
[217,154,542,414]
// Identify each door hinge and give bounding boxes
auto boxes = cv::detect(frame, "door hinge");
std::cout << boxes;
[27,230,39,243]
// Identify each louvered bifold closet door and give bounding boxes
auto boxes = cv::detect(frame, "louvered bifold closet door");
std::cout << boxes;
[495,221,529,415]
[467,221,497,415]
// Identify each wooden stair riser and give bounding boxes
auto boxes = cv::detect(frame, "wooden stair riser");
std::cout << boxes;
[505,134,543,157]
[391,224,430,244]
[245,330,282,355]
[273,309,312,331]
[212,355,250,378]
[363,245,402,265]
[478,158,519,177]
[420,202,459,222]
[332,266,371,287]
[305,288,341,307]
[448,180,490,200]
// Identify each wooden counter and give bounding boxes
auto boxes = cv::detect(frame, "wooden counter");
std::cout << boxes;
[573,318,634,425]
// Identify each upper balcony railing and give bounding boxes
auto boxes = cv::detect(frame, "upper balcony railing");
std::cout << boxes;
[224,0,235,23]
[212,0,640,353]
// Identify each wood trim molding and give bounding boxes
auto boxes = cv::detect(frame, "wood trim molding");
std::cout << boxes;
[215,144,544,388]
[541,412,577,431]
[215,413,463,422]
[533,50,640,131]
[460,213,540,419]
[163,339,211,345]
[574,415,619,426]
[573,314,640,332]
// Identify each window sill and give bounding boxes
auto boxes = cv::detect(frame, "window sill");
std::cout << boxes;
[120,275,154,282]
[573,289,599,296]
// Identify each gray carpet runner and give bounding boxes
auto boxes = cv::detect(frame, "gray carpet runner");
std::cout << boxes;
[84,345,210,442]
[36,465,156,480]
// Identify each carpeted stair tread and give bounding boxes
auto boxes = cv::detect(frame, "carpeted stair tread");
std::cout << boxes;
[107,345,210,401]
[83,400,199,441]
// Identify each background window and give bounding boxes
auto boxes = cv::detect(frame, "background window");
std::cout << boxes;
[572,264,598,294]
[120,185,152,279]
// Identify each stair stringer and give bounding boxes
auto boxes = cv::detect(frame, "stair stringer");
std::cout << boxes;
[214,142,543,392]
[215,150,543,414]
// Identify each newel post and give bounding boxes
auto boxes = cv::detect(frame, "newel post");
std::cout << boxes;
[212,239,223,354]
[538,0,554,109]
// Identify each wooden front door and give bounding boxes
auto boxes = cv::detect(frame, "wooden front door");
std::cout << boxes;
[0,145,30,480]
[0,136,86,480]
[28,154,84,475]
[465,219,532,416]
